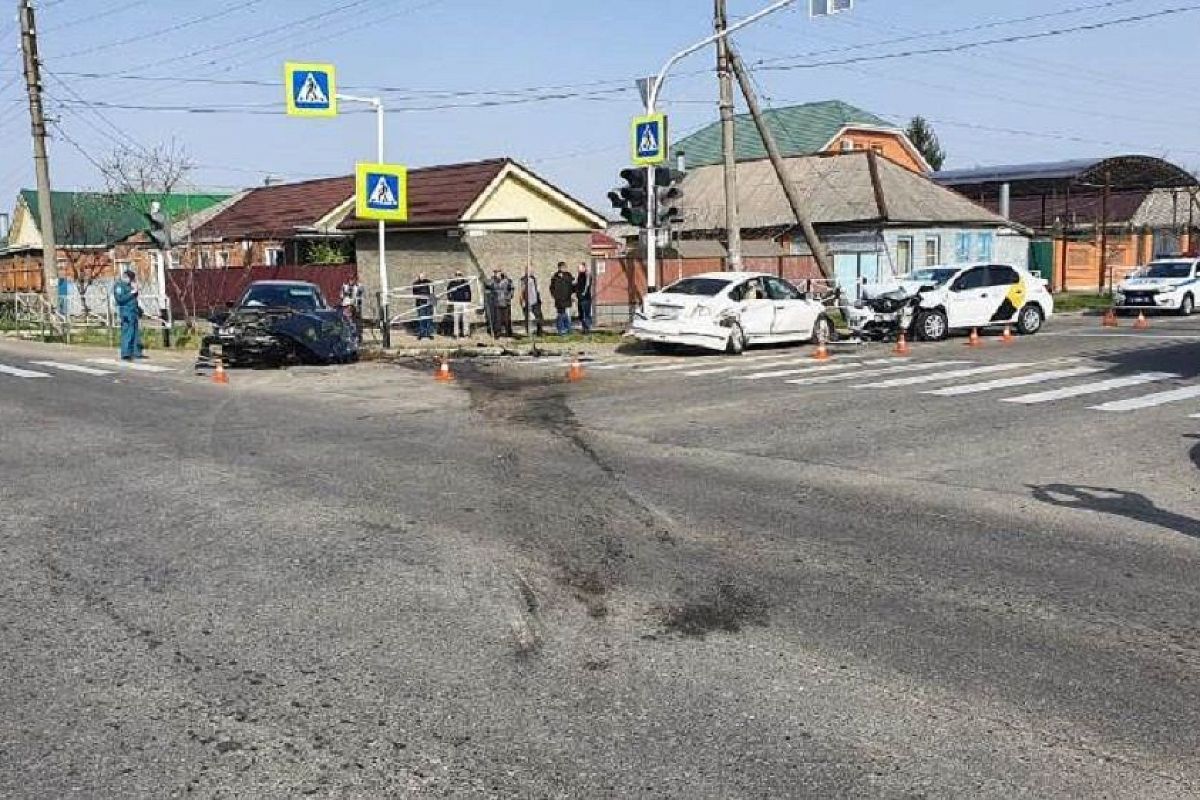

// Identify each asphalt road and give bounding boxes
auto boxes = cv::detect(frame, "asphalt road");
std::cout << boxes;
[1,313,1198,798]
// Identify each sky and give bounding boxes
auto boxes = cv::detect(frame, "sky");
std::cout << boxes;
[2,0,1199,214]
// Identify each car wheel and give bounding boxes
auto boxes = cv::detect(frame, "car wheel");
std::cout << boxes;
[1179,294,1195,317]
[1016,303,1044,335]
[726,322,746,355]
[915,309,948,342]
[811,314,834,344]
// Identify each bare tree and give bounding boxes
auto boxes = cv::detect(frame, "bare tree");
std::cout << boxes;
[57,193,126,318]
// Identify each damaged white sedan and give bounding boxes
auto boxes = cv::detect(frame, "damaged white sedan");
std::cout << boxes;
[629,272,833,354]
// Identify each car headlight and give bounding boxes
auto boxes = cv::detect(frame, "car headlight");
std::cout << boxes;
[692,304,713,318]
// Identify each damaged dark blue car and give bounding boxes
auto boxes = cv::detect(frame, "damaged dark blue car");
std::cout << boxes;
[200,280,359,367]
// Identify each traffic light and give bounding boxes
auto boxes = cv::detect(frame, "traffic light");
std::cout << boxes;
[654,166,684,228]
[146,200,172,251]
[609,167,649,227]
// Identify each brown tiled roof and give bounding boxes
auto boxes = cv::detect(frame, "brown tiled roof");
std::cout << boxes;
[194,175,355,240]
[342,158,510,229]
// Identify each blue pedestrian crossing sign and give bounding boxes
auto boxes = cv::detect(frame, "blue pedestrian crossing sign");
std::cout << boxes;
[285,62,337,117]
[356,163,409,222]
[631,113,668,166]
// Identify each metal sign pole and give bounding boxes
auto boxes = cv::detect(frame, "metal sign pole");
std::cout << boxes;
[339,92,390,348]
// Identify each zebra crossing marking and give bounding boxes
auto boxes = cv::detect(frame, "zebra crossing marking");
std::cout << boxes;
[86,358,175,373]
[1003,372,1179,405]
[736,356,887,381]
[1089,384,1200,412]
[786,360,974,386]
[30,360,115,376]
[0,363,51,379]
[924,366,1103,397]
[855,363,1038,389]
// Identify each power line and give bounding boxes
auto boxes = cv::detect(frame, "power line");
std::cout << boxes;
[43,0,151,33]
[52,0,267,60]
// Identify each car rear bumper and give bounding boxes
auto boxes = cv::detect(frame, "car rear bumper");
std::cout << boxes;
[628,318,729,352]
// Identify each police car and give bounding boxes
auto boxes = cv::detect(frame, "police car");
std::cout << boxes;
[1112,258,1198,316]
[848,263,1055,341]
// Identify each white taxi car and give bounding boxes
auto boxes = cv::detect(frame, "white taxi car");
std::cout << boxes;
[629,272,833,354]
[850,263,1055,341]
[1113,258,1198,316]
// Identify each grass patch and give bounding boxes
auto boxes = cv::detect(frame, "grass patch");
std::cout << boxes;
[1052,293,1111,312]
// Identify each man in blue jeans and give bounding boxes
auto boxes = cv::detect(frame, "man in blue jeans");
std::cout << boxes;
[549,262,575,336]
[413,273,435,340]
[112,270,144,360]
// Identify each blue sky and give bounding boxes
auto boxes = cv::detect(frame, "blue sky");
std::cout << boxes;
[2,0,1199,211]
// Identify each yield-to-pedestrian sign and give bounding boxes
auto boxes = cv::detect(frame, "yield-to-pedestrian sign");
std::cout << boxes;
[285,62,337,117]
[632,113,668,166]
[356,163,408,221]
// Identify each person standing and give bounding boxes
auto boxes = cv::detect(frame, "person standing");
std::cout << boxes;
[447,270,473,339]
[412,272,435,340]
[549,262,575,336]
[113,269,143,361]
[574,262,594,334]
[341,277,363,318]
[490,269,514,338]
[519,267,544,337]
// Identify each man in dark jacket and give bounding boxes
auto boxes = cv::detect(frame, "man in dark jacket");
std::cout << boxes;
[490,269,514,338]
[574,263,594,334]
[549,262,575,336]
[447,270,472,339]
[412,273,434,340]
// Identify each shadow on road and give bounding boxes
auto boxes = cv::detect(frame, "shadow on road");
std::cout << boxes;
[1029,483,1200,538]
[1087,340,1200,380]
[1189,433,1200,473]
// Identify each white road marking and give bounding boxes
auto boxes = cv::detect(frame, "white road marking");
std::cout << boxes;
[30,360,115,376]
[0,363,51,378]
[86,358,175,373]
[1040,331,1200,341]
[855,363,1038,389]
[736,356,888,381]
[1003,372,1179,405]
[1089,384,1200,412]
[638,350,820,373]
[786,361,974,386]
[1190,413,1200,418]
[924,366,1103,397]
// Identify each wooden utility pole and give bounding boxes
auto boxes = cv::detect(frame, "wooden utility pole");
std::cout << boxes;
[715,0,743,270]
[728,46,832,280]
[1098,171,1111,293]
[19,0,59,305]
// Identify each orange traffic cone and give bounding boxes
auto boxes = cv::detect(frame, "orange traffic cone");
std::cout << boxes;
[566,356,585,382]
[434,355,454,382]
[212,359,229,385]
[1133,311,1150,330]
[1001,325,1015,344]
[811,341,831,362]
[1102,308,1119,328]
[893,332,911,356]
[966,328,982,347]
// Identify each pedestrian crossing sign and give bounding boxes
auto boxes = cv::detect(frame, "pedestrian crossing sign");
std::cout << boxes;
[285,62,337,117]
[632,113,667,166]
[355,162,408,222]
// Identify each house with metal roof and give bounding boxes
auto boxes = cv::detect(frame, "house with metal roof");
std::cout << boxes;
[655,150,1027,295]
[935,155,1199,292]
[671,99,929,174]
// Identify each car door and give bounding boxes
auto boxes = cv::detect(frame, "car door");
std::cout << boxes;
[763,276,815,337]
[731,278,775,338]
[944,266,993,328]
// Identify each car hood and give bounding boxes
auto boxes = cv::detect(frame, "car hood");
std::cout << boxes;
[1118,276,1191,291]
[859,280,939,300]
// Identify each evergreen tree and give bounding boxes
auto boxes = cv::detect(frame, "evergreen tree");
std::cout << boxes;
[905,116,946,171]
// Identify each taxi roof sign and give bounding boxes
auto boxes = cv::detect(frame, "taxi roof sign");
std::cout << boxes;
[632,113,667,166]
[285,62,337,117]
[356,162,409,222]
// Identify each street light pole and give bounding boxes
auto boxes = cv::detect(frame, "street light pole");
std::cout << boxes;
[641,0,801,290]
[339,92,391,348]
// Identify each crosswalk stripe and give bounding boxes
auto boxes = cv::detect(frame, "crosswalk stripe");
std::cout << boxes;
[736,356,888,381]
[1089,384,1200,412]
[638,350,817,373]
[0,364,51,378]
[683,351,831,375]
[86,358,175,373]
[924,366,1102,397]
[855,363,1038,389]
[30,360,115,376]
[1003,372,1179,405]
[786,360,974,386]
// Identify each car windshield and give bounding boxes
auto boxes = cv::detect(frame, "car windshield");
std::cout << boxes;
[1139,262,1193,279]
[904,268,959,285]
[240,284,324,311]
[660,278,733,297]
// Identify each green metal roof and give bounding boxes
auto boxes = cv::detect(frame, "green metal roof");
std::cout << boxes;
[19,189,230,247]
[671,100,896,168]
